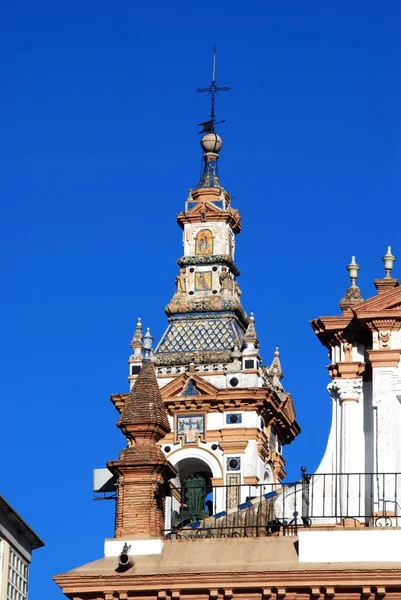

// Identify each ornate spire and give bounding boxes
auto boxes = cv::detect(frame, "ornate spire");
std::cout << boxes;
[130,316,143,350]
[130,316,142,346]
[270,346,284,390]
[244,311,258,346]
[339,256,363,312]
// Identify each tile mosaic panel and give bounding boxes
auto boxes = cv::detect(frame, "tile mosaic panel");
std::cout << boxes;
[226,473,241,510]
[195,271,212,291]
[176,413,205,444]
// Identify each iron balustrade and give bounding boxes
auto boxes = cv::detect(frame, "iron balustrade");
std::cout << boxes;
[165,471,401,539]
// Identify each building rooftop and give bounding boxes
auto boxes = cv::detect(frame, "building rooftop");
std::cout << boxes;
[0,495,44,551]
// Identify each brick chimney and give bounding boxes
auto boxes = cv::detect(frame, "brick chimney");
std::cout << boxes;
[108,359,177,540]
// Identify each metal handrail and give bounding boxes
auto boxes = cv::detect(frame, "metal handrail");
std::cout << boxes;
[165,471,401,538]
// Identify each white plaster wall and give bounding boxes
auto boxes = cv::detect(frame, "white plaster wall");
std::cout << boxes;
[243,439,258,477]
[207,412,225,430]
[183,222,234,257]
[298,529,401,563]
[242,372,261,388]
[157,377,174,388]
[392,330,401,349]
[201,374,227,389]
[372,367,399,474]
[207,410,259,431]
[105,538,163,557]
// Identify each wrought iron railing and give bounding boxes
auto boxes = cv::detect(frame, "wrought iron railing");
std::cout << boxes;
[165,471,401,539]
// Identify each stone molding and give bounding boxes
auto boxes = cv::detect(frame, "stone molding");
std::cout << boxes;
[328,361,366,379]
[55,568,401,598]
[368,349,401,368]
[243,475,260,486]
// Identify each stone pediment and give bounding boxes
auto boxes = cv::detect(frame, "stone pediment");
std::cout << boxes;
[177,201,241,233]
[352,286,401,318]
[160,373,220,400]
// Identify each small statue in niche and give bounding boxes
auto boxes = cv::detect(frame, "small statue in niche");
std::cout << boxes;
[175,268,187,294]
[219,268,233,294]
[343,341,353,362]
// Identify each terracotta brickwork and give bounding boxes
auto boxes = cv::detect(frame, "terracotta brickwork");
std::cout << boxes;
[108,359,176,539]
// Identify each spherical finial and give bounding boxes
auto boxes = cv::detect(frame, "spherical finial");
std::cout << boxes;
[201,132,223,153]
[347,256,360,286]
[382,246,396,278]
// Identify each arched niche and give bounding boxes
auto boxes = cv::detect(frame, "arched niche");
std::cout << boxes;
[195,229,214,256]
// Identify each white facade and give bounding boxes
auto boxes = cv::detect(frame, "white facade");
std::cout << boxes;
[0,496,43,600]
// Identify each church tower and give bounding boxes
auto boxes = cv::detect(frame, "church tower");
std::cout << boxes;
[54,58,401,600]
[111,124,299,523]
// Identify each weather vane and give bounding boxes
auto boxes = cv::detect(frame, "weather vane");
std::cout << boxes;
[197,46,230,134]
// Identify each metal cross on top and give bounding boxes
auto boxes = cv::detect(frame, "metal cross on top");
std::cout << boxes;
[197,46,230,133]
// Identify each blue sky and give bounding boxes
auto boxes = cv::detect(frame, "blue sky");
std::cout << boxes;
[1,2,400,598]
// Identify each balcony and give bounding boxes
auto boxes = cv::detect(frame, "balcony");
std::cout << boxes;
[165,471,401,539]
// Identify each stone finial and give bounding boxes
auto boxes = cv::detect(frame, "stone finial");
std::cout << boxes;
[130,317,143,349]
[374,246,398,294]
[339,256,363,312]
[347,256,360,286]
[383,246,396,278]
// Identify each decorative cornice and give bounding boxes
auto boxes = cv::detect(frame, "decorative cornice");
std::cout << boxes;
[177,197,241,233]
[54,565,401,597]
[366,319,401,333]
[113,384,300,444]
[155,349,233,366]
[164,295,248,325]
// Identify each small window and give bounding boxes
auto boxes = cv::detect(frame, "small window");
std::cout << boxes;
[226,413,242,425]
[131,365,141,375]
[270,428,276,450]
[244,359,254,370]
[227,457,241,471]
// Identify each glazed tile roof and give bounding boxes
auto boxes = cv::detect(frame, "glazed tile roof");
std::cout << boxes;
[157,316,244,354]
